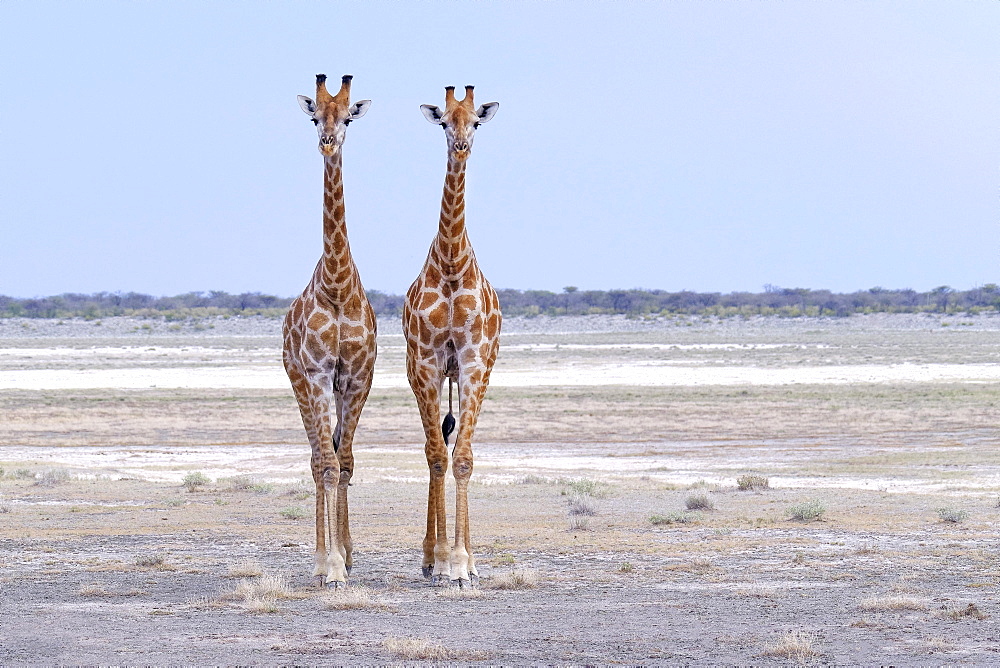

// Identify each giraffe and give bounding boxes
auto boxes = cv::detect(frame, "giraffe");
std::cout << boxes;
[282,73,376,588]
[403,85,502,588]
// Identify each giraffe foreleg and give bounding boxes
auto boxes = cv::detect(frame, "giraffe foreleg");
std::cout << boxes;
[449,367,490,588]
[334,381,370,576]
[410,370,451,583]
[309,380,348,588]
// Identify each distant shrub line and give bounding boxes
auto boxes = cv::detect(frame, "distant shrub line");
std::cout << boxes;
[1,284,998,319]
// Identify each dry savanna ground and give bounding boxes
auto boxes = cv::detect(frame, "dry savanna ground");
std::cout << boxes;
[1,314,999,664]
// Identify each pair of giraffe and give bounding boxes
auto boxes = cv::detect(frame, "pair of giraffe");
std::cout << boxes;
[282,74,501,589]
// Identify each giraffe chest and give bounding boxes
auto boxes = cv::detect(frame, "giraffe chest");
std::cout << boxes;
[283,296,377,380]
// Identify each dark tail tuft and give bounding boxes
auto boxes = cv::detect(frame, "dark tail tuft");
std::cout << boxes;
[441,412,456,445]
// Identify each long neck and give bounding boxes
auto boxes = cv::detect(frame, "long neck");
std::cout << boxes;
[432,155,474,275]
[314,153,358,298]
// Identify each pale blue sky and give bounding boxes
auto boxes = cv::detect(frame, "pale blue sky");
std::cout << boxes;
[1,1,997,298]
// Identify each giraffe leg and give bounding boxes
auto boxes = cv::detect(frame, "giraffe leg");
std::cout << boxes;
[450,366,490,588]
[335,382,370,576]
[410,370,450,583]
[300,378,347,588]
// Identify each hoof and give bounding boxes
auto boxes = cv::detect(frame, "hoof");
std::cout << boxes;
[422,565,434,580]
[469,573,480,587]
[313,575,326,589]
[450,577,475,589]
[346,564,352,575]
[326,580,347,590]
[430,574,450,587]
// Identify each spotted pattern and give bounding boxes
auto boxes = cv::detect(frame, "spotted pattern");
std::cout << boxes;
[403,90,502,586]
[282,80,376,588]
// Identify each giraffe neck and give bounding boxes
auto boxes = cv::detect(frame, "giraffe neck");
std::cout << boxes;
[314,153,359,300]
[432,156,474,276]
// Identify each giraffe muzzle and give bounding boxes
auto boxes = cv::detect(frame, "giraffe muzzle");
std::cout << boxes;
[319,137,339,156]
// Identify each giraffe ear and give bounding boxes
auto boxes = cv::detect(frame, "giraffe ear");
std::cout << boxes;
[297,95,317,115]
[420,104,444,124]
[476,102,499,123]
[349,100,371,120]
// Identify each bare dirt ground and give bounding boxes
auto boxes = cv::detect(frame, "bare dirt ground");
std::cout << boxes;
[1,314,999,664]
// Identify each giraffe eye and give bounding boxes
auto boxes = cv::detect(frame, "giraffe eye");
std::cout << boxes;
[473,122,480,129]
[311,118,319,125]
[344,119,352,126]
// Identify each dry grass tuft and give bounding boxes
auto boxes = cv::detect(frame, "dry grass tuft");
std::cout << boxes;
[135,553,174,570]
[567,496,597,516]
[945,603,988,620]
[685,493,715,511]
[925,636,955,653]
[487,568,540,590]
[737,473,770,491]
[439,585,486,599]
[34,468,70,487]
[323,585,397,611]
[222,572,304,613]
[859,595,929,612]
[762,631,819,661]
[382,636,488,661]
[226,558,263,578]
[79,583,113,597]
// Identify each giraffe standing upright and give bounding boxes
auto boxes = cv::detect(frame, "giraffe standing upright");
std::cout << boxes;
[282,74,376,588]
[403,85,502,588]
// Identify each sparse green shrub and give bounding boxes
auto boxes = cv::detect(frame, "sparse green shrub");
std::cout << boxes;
[787,499,826,522]
[182,471,211,492]
[650,511,700,525]
[225,475,273,494]
[561,478,609,499]
[936,507,969,523]
[737,474,770,491]
[520,474,549,485]
[493,553,515,567]
[619,562,634,573]
[12,468,33,480]
[685,493,715,511]
[280,507,307,520]
[182,471,212,492]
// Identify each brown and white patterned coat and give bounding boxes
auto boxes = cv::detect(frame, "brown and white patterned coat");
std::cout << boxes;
[282,74,375,588]
[404,85,501,587]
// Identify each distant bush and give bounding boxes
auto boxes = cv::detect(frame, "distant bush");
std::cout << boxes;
[685,493,715,511]
[787,500,826,522]
[650,511,701,525]
[737,474,770,491]
[182,472,211,492]
[936,507,969,523]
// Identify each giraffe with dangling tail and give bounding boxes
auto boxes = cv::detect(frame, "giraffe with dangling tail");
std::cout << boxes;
[282,73,375,588]
[403,85,501,587]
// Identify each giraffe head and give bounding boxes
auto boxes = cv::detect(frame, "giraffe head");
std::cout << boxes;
[298,74,371,158]
[420,86,498,162]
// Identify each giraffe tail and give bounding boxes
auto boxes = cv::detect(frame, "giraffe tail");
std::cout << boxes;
[441,378,456,445]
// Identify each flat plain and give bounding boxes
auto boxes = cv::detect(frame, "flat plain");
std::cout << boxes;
[1,313,999,664]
